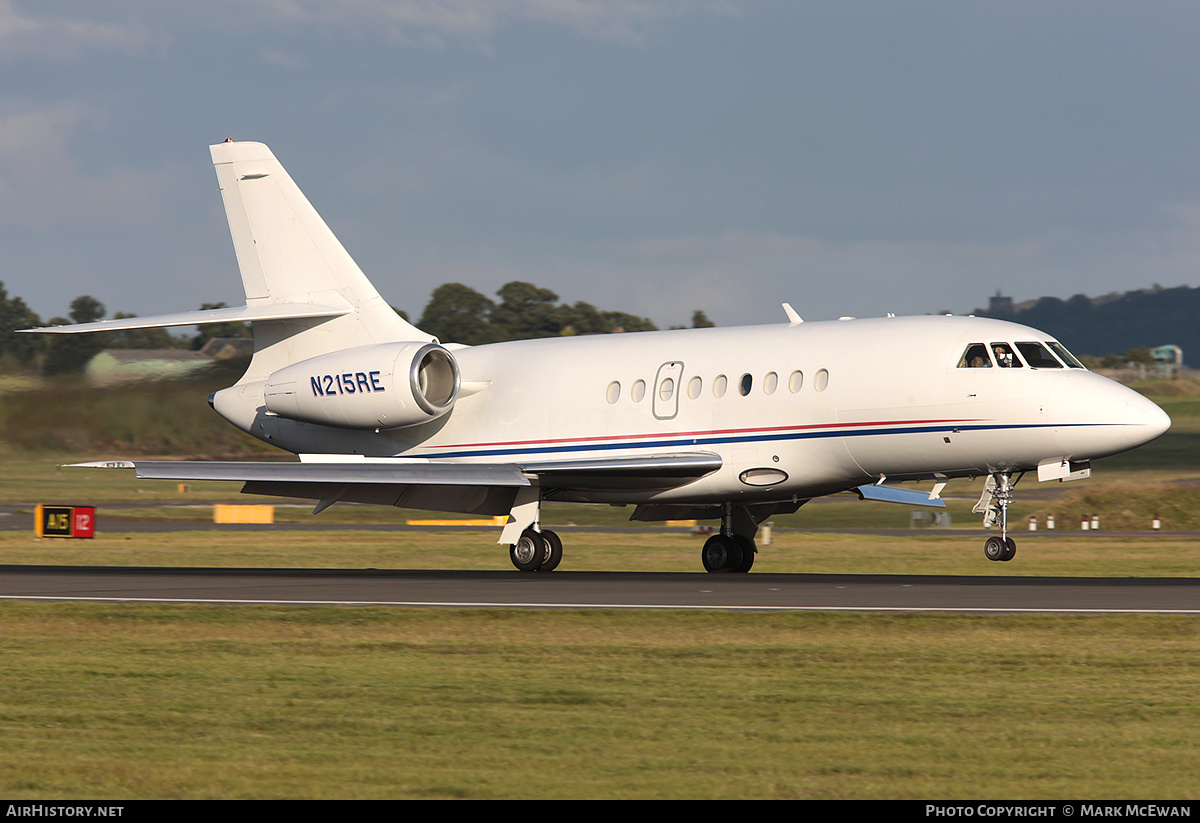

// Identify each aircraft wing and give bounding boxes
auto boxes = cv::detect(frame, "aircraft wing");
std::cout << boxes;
[73,452,723,516]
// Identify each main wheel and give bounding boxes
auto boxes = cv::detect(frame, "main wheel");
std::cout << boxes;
[731,535,756,573]
[510,529,546,572]
[701,534,743,573]
[539,529,563,572]
[984,536,1007,562]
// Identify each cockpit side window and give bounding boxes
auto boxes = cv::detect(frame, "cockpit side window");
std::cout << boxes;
[1016,342,1063,368]
[958,343,992,368]
[1047,341,1086,369]
[991,343,1022,368]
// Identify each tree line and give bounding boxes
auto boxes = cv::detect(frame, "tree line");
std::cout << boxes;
[976,284,1198,365]
[0,280,715,376]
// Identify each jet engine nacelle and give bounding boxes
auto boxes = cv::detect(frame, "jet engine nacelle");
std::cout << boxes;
[263,342,460,430]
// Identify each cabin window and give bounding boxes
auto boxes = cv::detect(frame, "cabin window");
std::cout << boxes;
[958,343,992,368]
[1016,342,1063,369]
[606,381,621,404]
[687,376,703,399]
[659,377,676,402]
[713,375,728,398]
[739,374,753,396]
[815,369,829,392]
[1047,341,1086,369]
[990,343,1022,368]
[764,372,778,395]
[632,379,646,402]
[788,370,804,392]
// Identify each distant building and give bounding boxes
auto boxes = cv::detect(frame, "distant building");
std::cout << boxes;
[86,349,212,386]
[988,291,1014,315]
[199,337,254,360]
[1151,344,1183,376]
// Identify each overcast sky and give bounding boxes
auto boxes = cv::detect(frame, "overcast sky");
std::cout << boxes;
[3,1,1200,329]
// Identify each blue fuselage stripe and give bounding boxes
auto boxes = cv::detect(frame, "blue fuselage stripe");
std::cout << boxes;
[417,422,1093,460]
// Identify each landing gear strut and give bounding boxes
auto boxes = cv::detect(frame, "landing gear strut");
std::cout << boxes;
[974,471,1021,561]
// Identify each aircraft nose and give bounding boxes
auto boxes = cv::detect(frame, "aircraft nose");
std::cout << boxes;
[1047,373,1170,458]
[1124,389,1172,443]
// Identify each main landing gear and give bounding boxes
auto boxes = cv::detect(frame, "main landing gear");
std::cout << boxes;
[509,528,563,572]
[506,499,766,573]
[974,471,1022,562]
[701,533,755,572]
[700,503,758,573]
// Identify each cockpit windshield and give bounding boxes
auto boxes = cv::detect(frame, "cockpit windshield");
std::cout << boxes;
[958,343,992,368]
[957,340,1088,370]
[1047,341,1085,368]
[1015,342,1062,368]
[991,343,1021,368]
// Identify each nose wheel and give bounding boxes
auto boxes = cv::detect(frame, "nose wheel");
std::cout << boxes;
[984,535,1017,562]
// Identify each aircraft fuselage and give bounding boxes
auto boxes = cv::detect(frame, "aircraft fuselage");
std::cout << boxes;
[217,313,1168,509]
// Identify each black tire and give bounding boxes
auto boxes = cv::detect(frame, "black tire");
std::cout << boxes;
[1001,537,1017,562]
[510,529,545,572]
[539,529,563,572]
[731,536,756,573]
[701,534,742,573]
[984,536,1007,561]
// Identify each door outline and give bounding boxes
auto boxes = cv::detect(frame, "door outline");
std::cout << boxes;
[652,361,684,420]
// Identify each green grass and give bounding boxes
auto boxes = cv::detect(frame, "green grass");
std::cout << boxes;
[0,604,1197,799]
[3,529,1198,578]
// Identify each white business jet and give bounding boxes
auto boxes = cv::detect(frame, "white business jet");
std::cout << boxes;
[28,141,1171,572]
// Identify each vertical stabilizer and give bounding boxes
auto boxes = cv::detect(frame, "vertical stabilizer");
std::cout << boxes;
[209,141,431,380]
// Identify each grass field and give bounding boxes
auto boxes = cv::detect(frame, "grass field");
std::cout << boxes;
[0,375,1197,799]
[2,604,1198,799]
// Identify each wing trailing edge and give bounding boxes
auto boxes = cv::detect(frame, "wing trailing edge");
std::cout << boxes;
[69,451,723,515]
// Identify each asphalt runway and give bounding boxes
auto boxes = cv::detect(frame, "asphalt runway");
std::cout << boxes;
[1,564,1198,612]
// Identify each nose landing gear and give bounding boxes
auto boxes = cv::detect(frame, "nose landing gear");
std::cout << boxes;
[974,471,1022,562]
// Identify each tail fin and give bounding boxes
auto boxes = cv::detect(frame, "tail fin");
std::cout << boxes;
[23,141,433,381]
[210,141,431,380]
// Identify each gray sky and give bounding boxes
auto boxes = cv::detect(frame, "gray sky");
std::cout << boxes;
[3,1,1200,329]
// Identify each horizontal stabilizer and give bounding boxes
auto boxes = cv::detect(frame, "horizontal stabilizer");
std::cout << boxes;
[855,483,947,508]
[21,302,351,334]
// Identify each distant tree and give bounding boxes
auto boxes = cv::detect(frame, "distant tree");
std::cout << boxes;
[191,303,252,350]
[1123,347,1156,366]
[43,296,107,376]
[107,312,176,350]
[417,283,499,345]
[415,280,667,343]
[599,311,657,334]
[557,301,610,336]
[491,281,563,340]
[69,295,105,325]
[0,282,44,367]
[690,310,715,328]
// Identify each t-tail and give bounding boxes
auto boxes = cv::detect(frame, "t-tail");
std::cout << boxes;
[23,141,461,439]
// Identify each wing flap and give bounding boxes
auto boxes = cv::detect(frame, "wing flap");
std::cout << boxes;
[128,460,531,487]
[72,451,721,514]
